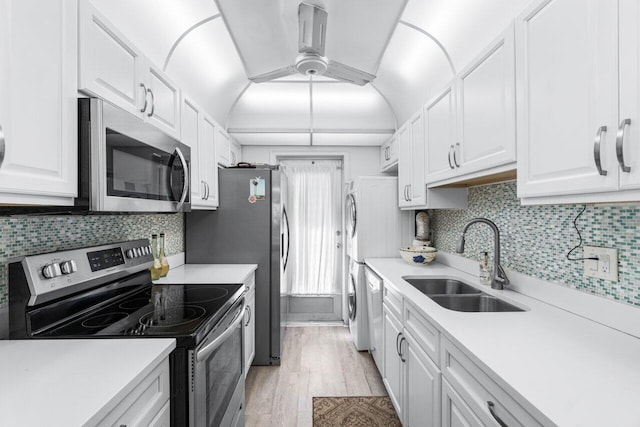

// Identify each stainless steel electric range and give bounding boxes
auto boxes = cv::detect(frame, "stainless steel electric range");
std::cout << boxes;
[8,239,245,427]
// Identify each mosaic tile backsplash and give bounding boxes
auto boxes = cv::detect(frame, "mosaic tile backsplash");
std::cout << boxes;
[432,181,640,308]
[0,213,183,307]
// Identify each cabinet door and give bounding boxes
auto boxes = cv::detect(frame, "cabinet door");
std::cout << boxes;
[78,1,145,117]
[148,401,170,427]
[516,0,618,198]
[404,331,441,427]
[0,0,77,204]
[381,136,398,172]
[408,111,426,206]
[618,0,640,189]
[425,84,457,184]
[216,127,232,167]
[244,288,256,373]
[458,25,516,175]
[145,62,181,139]
[397,125,412,207]
[382,307,403,420]
[199,115,219,208]
[230,139,242,166]
[182,96,205,205]
[442,379,483,427]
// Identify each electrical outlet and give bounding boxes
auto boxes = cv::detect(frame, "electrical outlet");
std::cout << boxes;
[583,246,618,281]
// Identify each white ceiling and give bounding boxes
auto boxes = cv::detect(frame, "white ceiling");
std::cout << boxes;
[89,0,531,146]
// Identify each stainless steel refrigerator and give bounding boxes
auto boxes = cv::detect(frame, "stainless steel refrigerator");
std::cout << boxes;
[185,167,289,366]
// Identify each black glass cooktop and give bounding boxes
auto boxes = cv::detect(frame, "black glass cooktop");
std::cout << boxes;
[41,283,243,345]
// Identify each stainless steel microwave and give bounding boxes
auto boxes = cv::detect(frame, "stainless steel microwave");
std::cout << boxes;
[77,98,190,213]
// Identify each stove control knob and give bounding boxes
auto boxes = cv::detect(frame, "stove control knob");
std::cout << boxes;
[42,263,62,279]
[135,247,142,257]
[60,260,77,275]
[125,249,135,259]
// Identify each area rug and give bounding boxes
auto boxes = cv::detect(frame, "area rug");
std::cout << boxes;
[313,396,401,427]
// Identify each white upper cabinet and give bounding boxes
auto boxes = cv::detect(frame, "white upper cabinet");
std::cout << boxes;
[398,111,426,209]
[381,135,399,172]
[215,127,232,167]
[181,95,218,210]
[424,83,457,184]
[618,0,640,190]
[79,1,180,139]
[0,0,77,205]
[456,24,516,176]
[516,0,619,200]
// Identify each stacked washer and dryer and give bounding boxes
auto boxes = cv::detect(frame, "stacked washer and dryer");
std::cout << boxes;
[345,176,411,351]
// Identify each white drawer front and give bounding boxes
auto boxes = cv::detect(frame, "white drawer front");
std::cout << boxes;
[383,281,403,319]
[96,359,170,427]
[441,337,543,427]
[404,301,440,366]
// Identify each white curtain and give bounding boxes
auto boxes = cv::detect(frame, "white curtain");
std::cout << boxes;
[281,160,341,295]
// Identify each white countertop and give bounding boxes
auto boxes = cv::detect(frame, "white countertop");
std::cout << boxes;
[366,258,640,427]
[0,338,175,427]
[153,264,257,285]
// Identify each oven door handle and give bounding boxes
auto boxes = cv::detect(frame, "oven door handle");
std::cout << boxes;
[196,305,245,362]
[173,147,189,211]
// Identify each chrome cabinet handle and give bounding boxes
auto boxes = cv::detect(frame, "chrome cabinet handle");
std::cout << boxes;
[173,147,189,210]
[403,185,408,201]
[147,89,155,117]
[616,118,632,173]
[487,401,508,427]
[407,184,412,202]
[201,180,206,200]
[399,337,406,362]
[396,332,402,356]
[0,123,5,169]
[448,145,455,169]
[204,181,210,200]
[453,142,461,167]
[139,83,148,113]
[593,125,608,176]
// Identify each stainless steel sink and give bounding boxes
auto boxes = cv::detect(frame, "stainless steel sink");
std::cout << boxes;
[429,294,524,312]
[402,277,482,295]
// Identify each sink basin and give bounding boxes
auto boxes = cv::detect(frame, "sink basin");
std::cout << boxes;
[429,295,524,312]
[403,277,482,295]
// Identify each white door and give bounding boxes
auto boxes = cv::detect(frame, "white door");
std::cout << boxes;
[618,0,640,189]
[216,128,232,166]
[383,308,404,421]
[397,125,412,207]
[408,111,426,206]
[181,96,205,206]
[199,115,218,208]
[145,62,181,139]
[0,0,77,204]
[457,25,516,175]
[404,331,441,427]
[516,0,619,198]
[425,84,457,184]
[441,379,483,427]
[78,1,145,117]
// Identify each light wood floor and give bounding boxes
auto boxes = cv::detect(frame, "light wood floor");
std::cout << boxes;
[245,325,387,427]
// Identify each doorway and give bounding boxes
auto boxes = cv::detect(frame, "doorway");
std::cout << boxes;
[280,158,343,323]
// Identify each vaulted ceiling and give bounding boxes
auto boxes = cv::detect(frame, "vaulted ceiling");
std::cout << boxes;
[90,0,529,146]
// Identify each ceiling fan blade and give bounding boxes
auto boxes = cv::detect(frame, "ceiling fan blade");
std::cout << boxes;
[249,66,297,83]
[324,60,376,86]
[298,3,327,56]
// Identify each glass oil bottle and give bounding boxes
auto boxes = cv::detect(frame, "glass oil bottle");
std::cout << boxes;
[150,234,162,280]
[159,232,170,277]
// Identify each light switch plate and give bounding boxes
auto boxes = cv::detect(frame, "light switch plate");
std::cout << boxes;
[584,246,618,281]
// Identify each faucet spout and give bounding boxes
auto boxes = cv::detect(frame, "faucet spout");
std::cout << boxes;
[457,218,509,290]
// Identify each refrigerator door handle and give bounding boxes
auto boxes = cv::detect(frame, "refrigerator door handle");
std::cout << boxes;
[283,205,290,272]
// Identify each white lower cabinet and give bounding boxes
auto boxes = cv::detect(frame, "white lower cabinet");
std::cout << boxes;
[382,287,441,427]
[442,378,483,427]
[244,273,256,374]
[441,337,543,427]
[95,358,170,427]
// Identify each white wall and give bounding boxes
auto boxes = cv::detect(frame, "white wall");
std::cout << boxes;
[241,145,385,181]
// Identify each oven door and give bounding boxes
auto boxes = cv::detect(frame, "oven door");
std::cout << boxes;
[191,300,245,427]
[82,98,190,212]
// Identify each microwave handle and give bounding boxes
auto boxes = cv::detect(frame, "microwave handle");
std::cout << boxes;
[174,147,189,210]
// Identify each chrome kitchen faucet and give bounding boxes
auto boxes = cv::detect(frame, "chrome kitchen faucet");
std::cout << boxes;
[456,218,510,290]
